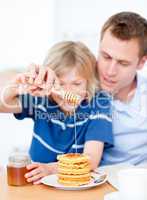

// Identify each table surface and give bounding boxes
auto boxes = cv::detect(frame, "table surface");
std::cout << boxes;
[0,167,116,200]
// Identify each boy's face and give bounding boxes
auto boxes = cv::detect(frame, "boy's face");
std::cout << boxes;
[97,29,146,99]
[51,67,87,113]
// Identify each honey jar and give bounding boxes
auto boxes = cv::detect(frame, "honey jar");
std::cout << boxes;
[7,153,31,186]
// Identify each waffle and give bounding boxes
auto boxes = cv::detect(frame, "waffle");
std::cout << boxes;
[57,153,91,186]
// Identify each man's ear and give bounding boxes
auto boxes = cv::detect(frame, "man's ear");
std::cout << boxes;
[138,56,147,70]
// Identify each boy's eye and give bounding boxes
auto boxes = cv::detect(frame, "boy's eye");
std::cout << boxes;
[60,83,65,86]
[60,82,83,87]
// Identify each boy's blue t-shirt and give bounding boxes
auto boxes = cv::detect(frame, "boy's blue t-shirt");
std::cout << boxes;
[14,91,113,163]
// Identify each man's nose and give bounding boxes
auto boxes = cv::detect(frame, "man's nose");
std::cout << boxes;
[107,60,118,76]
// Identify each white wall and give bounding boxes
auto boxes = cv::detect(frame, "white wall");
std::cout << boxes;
[0,114,33,165]
[0,0,55,70]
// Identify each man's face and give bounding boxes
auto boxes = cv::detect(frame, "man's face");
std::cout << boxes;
[97,29,145,97]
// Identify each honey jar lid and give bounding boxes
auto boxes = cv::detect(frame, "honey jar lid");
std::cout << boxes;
[8,153,31,167]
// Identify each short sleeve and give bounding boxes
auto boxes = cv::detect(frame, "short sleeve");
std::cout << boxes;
[85,91,113,147]
[14,94,37,120]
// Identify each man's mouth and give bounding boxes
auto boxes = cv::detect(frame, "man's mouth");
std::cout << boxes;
[102,75,117,86]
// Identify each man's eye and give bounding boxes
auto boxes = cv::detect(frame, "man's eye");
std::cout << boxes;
[119,62,129,66]
[74,83,81,86]
[103,54,111,60]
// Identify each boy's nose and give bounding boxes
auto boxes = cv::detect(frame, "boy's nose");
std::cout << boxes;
[62,85,71,91]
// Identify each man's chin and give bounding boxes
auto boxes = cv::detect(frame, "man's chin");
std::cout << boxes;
[100,84,115,94]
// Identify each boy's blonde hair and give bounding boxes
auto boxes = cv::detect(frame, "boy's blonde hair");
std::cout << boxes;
[43,41,99,101]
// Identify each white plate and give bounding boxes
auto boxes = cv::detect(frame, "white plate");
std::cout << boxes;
[41,172,107,190]
[104,192,119,200]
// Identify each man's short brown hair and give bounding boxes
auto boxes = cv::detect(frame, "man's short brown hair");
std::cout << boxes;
[100,12,147,57]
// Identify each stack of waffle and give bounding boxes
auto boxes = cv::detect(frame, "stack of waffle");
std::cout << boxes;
[57,153,91,186]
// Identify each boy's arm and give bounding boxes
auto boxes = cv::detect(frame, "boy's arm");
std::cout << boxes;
[84,141,104,170]
[0,71,22,113]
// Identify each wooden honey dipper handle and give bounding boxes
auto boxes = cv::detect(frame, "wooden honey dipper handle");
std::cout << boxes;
[51,88,81,105]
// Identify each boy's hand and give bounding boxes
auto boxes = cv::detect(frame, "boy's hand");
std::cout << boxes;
[15,63,61,97]
[25,162,57,185]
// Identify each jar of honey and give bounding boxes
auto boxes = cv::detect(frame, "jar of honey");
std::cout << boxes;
[7,153,31,186]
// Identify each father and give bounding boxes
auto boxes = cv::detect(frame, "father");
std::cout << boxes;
[97,11,147,165]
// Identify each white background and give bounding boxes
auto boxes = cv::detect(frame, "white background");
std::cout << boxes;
[0,0,147,165]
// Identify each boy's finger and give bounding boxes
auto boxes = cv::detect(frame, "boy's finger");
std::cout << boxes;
[26,163,39,170]
[25,167,41,178]
[33,179,42,185]
[15,74,26,84]
[34,67,46,85]
[28,85,38,90]
[27,63,39,75]
[27,173,43,183]
[46,69,56,90]
[30,89,46,97]
[27,64,39,84]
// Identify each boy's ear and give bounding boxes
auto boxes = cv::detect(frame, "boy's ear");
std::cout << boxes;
[138,55,147,70]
